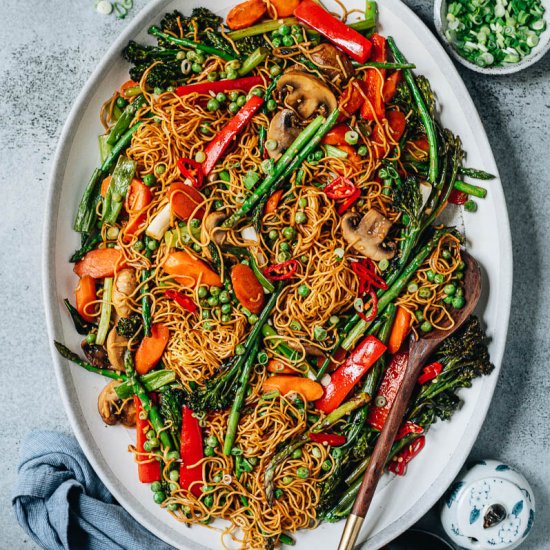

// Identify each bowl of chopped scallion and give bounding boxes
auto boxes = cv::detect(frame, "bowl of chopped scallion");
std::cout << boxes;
[435,0,550,73]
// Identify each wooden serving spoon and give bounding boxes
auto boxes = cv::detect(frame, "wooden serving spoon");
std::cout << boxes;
[338,251,482,550]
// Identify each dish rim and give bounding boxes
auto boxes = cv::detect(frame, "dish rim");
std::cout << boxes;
[42,0,514,548]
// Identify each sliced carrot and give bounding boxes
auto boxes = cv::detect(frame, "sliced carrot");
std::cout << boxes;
[360,34,387,121]
[226,0,267,30]
[135,323,170,375]
[264,189,284,215]
[338,144,362,164]
[231,263,265,314]
[338,79,366,119]
[383,71,402,103]
[262,375,324,401]
[321,123,350,146]
[124,178,152,240]
[75,276,97,323]
[269,0,301,18]
[266,359,295,374]
[387,306,412,355]
[169,182,206,221]
[387,110,407,142]
[100,176,112,198]
[163,250,222,288]
[74,248,126,279]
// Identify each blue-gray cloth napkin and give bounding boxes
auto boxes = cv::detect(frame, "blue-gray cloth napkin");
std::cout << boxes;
[12,430,175,550]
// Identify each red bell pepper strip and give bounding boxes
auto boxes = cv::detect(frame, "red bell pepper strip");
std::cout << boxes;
[321,124,351,146]
[361,34,387,121]
[395,421,424,441]
[449,189,468,205]
[417,361,443,385]
[383,71,402,103]
[134,395,161,483]
[309,433,347,446]
[316,335,386,413]
[388,435,426,476]
[202,94,264,175]
[338,79,367,120]
[367,349,409,430]
[263,259,299,281]
[324,176,357,200]
[179,406,204,497]
[176,76,264,97]
[294,0,372,63]
[124,179,152,241]
[165,289,198,313]
[177,158,204,189]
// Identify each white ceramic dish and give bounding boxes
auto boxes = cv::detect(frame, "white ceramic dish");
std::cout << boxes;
[434,0,550,75]
[43,0,513,548]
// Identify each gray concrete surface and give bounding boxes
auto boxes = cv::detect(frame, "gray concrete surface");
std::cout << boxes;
[0,0,548,548]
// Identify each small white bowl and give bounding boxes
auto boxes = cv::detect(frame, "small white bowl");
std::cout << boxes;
[434,0,550,74]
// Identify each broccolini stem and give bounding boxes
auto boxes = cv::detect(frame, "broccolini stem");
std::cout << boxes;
[55,342,124,381]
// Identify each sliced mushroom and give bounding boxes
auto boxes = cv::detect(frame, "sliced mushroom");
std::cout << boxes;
[98,380,136,427]
[310,44,355,82]
[81,340,110,369]
[201,212,227,260]
[342,210,396,261]
[113,269,138,319]
[106,327,129,372]
[276,70,337,120]
[266,109,302,160]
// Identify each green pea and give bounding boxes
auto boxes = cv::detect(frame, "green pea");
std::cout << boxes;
[191,62,202,73]
[458,261,465,271]
[282,35,294,47]
[443,295,453,305]
[295,211,307,224]
[296,467,309,479]
[311,446,322,459]
[204,494,214,507]
[227,69,238,80]
[198,286,208,299]
[280,242,291,252]
[206,435,219,448]
[300,255,308,264]
[249,313,259,325]
[147,239,158,251]
[314,326,327,341]
[148,437,160,448]
[236,344,246,355]
[266,98,278,111]
[298,197,307,208]
[203,321,212,330]
[153,491,166,504]
[282,476,293,485]
[444,283,456,296]
[192,243,202,253]
[143,440,153,452]
[115,96,128,109]
[204,446,214,457]
[329,315,339,326]
[229,91,239,102]
[133,240,144,252]
[207,98,220,111]
[153,87,163,95]
[292,448,302,459]
[455,272,464,281]
[154,163,166,175]
[207,71,218,82]
[298,284,310,297]
[167,450,179,461]
[452,296,465,309]
[414,310,424,322]
[426,269,435,282]
[322,459,332,471]
[190,218,201,228]
[272,37,282,48]
[279,24,291,35]
[142,173,156,186]
[268,229,278,240]
[236,95,246,107]
[85,332,96,344]
[442,249,452,260]
[464,200,477,212]
[228,102,239,114]
[151,481,162,493]
[314,149,324,161]
[270,65,281,77]
[282,227,296,240]
[274,488,284,499]
[290,320,302,331]
[220,314,230,323]
[169,469,180,482]
[358,145,368,156]
[420,321,433,333]
[195,53,205,64]
[216,92,227,103]
[294,34,304,44]
[167,503,178,511]
[252,87,264,97]
[434,273,445,285]
[455,287,464,298]
[213,473,223,483]
[186,50,196,61]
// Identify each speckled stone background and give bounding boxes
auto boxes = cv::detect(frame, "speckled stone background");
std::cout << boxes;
[0,0,548,548]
